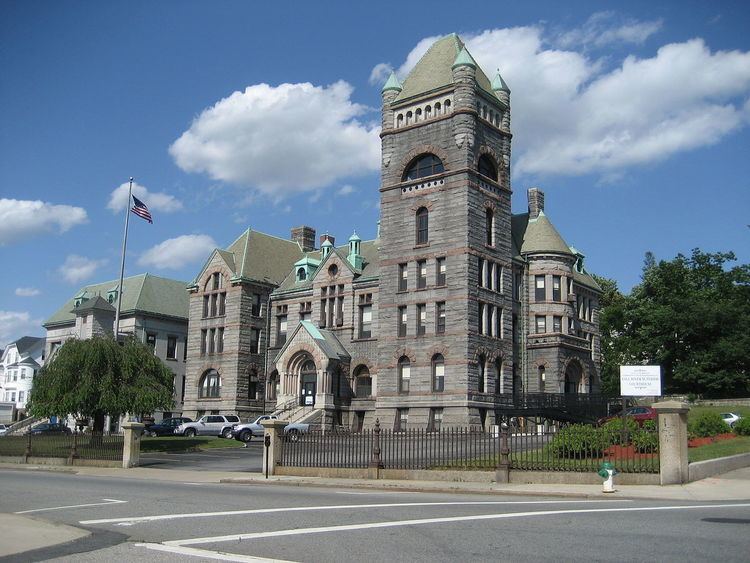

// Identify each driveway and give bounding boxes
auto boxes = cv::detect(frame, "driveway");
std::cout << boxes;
[140,441,263,472]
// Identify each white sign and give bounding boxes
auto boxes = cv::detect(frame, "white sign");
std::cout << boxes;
[620,365,662,396]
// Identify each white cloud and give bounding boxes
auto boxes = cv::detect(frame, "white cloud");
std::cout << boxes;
[369,62,393,86]
[138,234,217,270]
[15,287,40,297]
[0,311,43,348]
[337,185,355,196]
[169,81,381,198]
[58,255,107,284]
[107,181,183,213]
[0,199,87,245]
[380,26,750,180]
[556,11,663,49]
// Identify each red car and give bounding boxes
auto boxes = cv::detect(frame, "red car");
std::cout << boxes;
[598,406,657,427]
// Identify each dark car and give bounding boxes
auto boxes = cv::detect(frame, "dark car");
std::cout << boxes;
[598,406,657,427]
[29,423,72,435]
[143,417,193,437]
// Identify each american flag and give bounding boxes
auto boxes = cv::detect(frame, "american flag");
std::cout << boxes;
[131,195,153,224]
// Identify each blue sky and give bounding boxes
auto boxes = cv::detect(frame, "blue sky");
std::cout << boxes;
[2,0,749,346]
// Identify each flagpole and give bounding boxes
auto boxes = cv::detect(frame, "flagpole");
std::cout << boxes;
[114,177,133,341]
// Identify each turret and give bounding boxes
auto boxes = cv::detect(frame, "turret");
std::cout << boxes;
[347,231,363,269]
[381,72,402,132]
[492,69,511,131]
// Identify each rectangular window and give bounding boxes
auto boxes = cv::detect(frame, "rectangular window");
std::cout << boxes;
[320,299,327,327]
[210,294,218,316]
[553,315,562,333]
[398,306,407,337]
[552,275,561,301]
[535,275,546,301]
[208,328,216,354]
[251,293,262,316]
[433,362,445,393]
[277,315,287,346]
[250,328,260,354]
[217,328,224,353]
[181,375,186,403]
[395,408,409,432]
[218,292,226,316]
[496,308,503,339]
[146,332,157,351]
[183,338,188,361]
[399,364,410,393]
[167,336,177,359]
[398,263,408,291]
[514,273,521,301]
[436,302,446,334]
[478,302,485,335]
[200,329,207,355]
[478,258,485,287]
[336,296,344,326]
[416,303,426,335]
[486,304,494,336]
[486,261,493,289]
[536,315,546,334]
[429,408,444,432]
[20,369,25,380]
[417,210,428,244]
[436,257,446,286]
[299,301,312,323]
[18,391,25,403]
[203,295,209,318]
[359,298,372,339]
[417,260,427,289]
[495,265,503,293]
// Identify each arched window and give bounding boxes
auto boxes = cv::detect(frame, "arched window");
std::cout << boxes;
[267,370,278,401]
[398,356,410,394]
[564,363,581,394]
[416,207,429,245]
[485,208,494,246]
[477,355,485,393]
[199,369,221,398]
[248,369,259,400]
[434,101,441,114]
[425,105,431,118]
[297,267,306,281]
[202,271,226,318]
[402,154,444,181]
[444,99,451,112]
[415,108,422,122]
[478,155,497,181]
[538,365,546,393]
[396,114,404,127]
[354,365,372,398]
[406,110,412,125]
[432,354,445,392]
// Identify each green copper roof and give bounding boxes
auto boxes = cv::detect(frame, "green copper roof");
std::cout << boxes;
[452,46,477,69]
[71,295,115,314]
[394,34,497,103]
[520,211,574,255]
[348,231,361,242]
[224,228,304,285]
[382,72,402,93]
[492,70,510,93]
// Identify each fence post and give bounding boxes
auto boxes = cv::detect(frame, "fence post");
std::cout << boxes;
[652,401,690,485]
[68,433,78,465]
[368,418,383,479]
[261,419,288,476]
[122,422,144,468]
[24,432,32,463]
[495,422,510,483]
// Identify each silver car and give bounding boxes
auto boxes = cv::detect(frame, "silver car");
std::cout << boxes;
[175,415,240,438]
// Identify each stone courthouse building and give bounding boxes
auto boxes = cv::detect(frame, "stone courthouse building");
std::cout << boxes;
[183,34,602,429]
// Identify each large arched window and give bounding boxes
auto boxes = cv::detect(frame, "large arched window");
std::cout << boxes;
[202,271,226,318]
[354,365,372,398]
[478,155,497,181]
[199,369,221,398]
[565,362,581,394]
[398,356,410,394]
[402,154,444,181]
[431,354,445,392]
[416,207,429,245]
[477,355,486,393]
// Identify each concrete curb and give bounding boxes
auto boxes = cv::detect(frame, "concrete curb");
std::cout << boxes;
[689,452,750,482]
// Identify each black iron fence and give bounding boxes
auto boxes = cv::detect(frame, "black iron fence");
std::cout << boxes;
[280,420,659,474]
[0,432,124,462]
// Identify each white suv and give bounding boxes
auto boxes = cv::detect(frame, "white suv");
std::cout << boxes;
[175,415,240,438]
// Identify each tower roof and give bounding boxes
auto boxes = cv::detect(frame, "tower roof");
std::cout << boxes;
[381,72,402,93]
[452,46,477,69]
[491,70,510,93]
[394,34,498,103]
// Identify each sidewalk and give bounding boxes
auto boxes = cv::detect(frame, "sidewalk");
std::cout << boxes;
[0,513,89,558]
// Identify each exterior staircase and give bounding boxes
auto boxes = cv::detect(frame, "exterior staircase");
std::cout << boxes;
[5,416,43,436]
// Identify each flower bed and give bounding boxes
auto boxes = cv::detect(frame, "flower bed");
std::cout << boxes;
[688,433,736,448]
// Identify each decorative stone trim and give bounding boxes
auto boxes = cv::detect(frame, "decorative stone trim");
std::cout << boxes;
[401,177,445,195]
[399,144,450,179]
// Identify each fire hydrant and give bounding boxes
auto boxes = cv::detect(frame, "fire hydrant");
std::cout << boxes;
[598,461,618,493]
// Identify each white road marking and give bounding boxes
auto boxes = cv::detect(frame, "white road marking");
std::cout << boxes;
[137,542,294,562]
[167,502,750,547]
[335,491,403,495]
[79,499,626,525]
[16,498,127,514]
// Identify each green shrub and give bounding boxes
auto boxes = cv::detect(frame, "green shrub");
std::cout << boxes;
[641,419,657,432]
[601,418,639,445]
[688,412,730,438]
[632,423,659,453]
[549,424,609,458]
[733,417,750,436]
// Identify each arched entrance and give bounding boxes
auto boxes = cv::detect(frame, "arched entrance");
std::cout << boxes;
[564,362,582,394]
[300,359,317,406]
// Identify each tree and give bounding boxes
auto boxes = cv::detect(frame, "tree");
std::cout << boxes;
[28,336,174,432]
[591,274,628,396]
[597,249,750,398]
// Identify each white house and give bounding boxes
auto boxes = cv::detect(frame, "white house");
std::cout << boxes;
[0,336,45,420]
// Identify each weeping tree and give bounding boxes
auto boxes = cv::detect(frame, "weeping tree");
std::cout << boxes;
[28,336,174,432]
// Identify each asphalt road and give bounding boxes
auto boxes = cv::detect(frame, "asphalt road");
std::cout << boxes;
[140,442,263,472]
[1,469,749,562]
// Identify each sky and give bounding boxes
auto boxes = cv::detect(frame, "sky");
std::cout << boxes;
[1,0,749,346]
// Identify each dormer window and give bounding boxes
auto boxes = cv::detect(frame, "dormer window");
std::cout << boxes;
[402,154,444,181]
[297,267,307,282]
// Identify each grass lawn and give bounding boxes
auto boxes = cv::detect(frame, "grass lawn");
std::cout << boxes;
[688,436,750,463]
[687,404,750,422]
[140,436,243,453]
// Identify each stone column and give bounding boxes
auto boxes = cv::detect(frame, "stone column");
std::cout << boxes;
[261,419,288,476]
[652,401,690,485]
[122,422,144,469]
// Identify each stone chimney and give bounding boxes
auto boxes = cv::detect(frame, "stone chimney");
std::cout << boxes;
[320,233,335,247]
[528,188,545,219]
[291,226,316,252]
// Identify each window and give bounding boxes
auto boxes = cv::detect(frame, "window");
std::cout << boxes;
[299,301,312,322]
[248,371,258,400]
[218,293,226,316]
[359,294,373,338]
[276,305,288,346]
[478,355,485,393]
[514,273,521,301]
[18,391,25,403]
[181,375,186,403]
[395,408,409,432]
[416,303,426,335]
[486,261,493,288]
[199,370,221,398]
[478,258,485,286]
[553,316,562,333]
[495,359,503,395]
[208,328,216,354]
[167,336,177,359]
[478,155,497,181]
[200,329,207,355]
[398,263,408,291]
[486,304,493,336]
[403,153,444,181]
[20,369,25,380]
[251,293,262,316]
[535,275,546,301]
[552,276,561,301]
[250,328,260,354]
[495,308,503,338]
[432,354,445,392]
[539,366,546,393]
[485,208,494,246]
[429,408,444,432]
[354,366,372,397]
[495,265,503,293]
[416,207,429,245]
[398,306,407,337]
[146,333,157,351]
[183,338,188,361]
[216,327,224,353]
[204,272,226,318]
[297,267,306,281]
[417,260,427,289]
[436,257,446,286]
[398,357,410,393]
[478,302,485,335]
[436,302,446,334]
[536,315,547,334]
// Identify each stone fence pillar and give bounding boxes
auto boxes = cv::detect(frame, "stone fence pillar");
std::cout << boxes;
[261,419,288,476]
[122,422,144,469]
[652,401,690,485]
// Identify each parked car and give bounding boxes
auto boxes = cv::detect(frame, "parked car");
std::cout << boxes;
[29,422,72,435]
[598,406,658,427]
[174,415,240,438]
[143,417,193,437]
[231,415,279,443]
[721,412,743,428]
[0,424,9,436]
